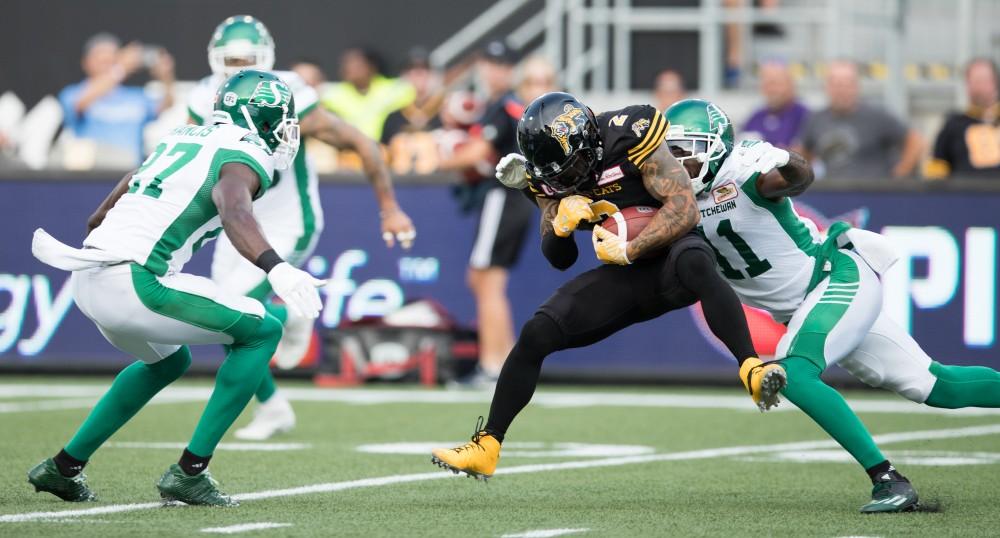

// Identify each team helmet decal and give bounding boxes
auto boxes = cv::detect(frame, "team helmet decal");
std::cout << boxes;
[548,104,587,155]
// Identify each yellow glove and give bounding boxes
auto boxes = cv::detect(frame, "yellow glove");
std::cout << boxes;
[739,357,787,412]
[552,195,594,237]
[592,225,631,265]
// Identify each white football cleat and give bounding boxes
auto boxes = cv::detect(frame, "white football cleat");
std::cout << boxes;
[234,394,296,440]
[273,310,314,370]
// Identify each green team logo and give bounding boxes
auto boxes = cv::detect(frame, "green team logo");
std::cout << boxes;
[251,80,291,108]
[706,103,729,134]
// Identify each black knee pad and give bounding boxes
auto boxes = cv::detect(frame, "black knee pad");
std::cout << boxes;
[674,248,719,292]
[514,313,566,357]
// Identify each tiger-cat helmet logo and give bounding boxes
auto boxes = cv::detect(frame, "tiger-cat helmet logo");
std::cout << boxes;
[548,104,586,155]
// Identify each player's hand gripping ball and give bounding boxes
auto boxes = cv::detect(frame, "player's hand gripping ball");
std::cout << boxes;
[552,195,595,237]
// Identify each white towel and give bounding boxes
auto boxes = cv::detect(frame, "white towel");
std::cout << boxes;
[840,228,901,275]
[32,228,125,271]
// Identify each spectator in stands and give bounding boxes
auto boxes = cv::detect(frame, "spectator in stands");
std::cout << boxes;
[743,60,809,148]
[380,48,445,175]
[58,33,175,167]
[290,59,327,90]
[654,70,686,111]
[799,60,923,180]
[437,41,551,388]
[321,46,414,140]
[381,48,444,145]
[926,58,1000,179]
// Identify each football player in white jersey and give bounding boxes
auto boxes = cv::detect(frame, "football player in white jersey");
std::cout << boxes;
[28,71,323,506]
[188,15,416,440]
[664,98,1000,513]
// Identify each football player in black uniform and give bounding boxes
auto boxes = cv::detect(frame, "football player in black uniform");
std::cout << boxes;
[431,92,785,479]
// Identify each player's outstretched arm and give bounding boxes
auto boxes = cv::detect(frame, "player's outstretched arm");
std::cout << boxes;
[626,144,700,261]
[298,109,415,248]
[87,169,137,233]
[213,162,324,318]
[538,196,579,270]
[756,149,814,200]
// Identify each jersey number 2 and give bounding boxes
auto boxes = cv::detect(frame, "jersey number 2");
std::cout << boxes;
[129,142,202,198]
[713,219,772,279]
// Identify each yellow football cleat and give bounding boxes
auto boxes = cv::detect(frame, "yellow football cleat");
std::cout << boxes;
[431,417,501,481]
[740,357,787,412]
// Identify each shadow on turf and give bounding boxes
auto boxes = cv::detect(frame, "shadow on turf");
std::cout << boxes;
[914,499,943,513]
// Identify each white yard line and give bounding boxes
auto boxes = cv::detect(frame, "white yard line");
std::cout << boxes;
[2,383,999,416]
[107,442,311,452]
[502,529,590,538]
[3,422,999,523]
[201,522,292,534]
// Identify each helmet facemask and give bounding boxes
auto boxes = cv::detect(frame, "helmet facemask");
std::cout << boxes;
[665,124,727,195]
[240,103,299,170]
[531,145,602,196]
[210,41,275,77]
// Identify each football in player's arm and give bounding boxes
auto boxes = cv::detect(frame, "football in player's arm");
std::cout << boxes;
[431,92,784,482]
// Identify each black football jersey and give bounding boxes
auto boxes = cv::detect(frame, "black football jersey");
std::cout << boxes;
[528,104,667,212]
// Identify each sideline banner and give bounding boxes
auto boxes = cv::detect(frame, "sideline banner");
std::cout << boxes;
[1,179,997,377]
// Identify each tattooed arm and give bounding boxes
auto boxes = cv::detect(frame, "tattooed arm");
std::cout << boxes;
[756,150,814,201]
[538,195,579,270]
[625,144,700,261]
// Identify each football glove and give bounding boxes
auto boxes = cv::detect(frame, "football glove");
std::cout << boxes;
[736,141,789,175]
[552,195,594,237]
[267,262,326,319]
[592,225,631,265]
[495,153,529,189]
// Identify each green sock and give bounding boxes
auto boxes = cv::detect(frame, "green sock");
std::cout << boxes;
[925,361,1000,408]
[65,347,192,460]
[779,356,886,469]
[187,314,283,457]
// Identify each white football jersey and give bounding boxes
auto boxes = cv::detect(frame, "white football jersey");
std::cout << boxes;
[84,123,275,276]
[696,140,823,322]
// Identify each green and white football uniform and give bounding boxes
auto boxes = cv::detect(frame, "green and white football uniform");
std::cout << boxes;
[697,140,936,402]
[73,123,276,362]
[188,71,323,299]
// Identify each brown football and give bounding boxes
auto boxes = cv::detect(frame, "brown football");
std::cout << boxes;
[598,206,658,241]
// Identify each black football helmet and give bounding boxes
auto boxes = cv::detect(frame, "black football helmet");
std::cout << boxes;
[517,92,603,196]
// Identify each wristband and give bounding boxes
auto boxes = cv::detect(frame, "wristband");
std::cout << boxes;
[255,249,284,273]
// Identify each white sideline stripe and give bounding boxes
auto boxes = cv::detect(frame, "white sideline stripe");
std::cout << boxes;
[107,442,311,452]
[4,383,1000,416]
[0,395,204,414]
[502,528,590,538]
[201,522,292,534]
[3,423,999,523]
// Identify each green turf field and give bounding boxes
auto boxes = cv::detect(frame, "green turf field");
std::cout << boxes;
[1,376,999,537]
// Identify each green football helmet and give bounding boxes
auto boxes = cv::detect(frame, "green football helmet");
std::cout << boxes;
[663,99,734,195]
[208,15,275,77]
[213,70,299,169]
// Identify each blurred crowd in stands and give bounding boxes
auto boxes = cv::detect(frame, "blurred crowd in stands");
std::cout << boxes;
[0,30,997,181]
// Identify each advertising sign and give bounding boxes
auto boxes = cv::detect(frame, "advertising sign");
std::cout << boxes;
[1,179,997,379]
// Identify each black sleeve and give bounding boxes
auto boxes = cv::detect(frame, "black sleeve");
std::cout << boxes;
[541,233,578,271]
[380,111,405,145]
[932,115,958,164]
[477,100,517,155]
